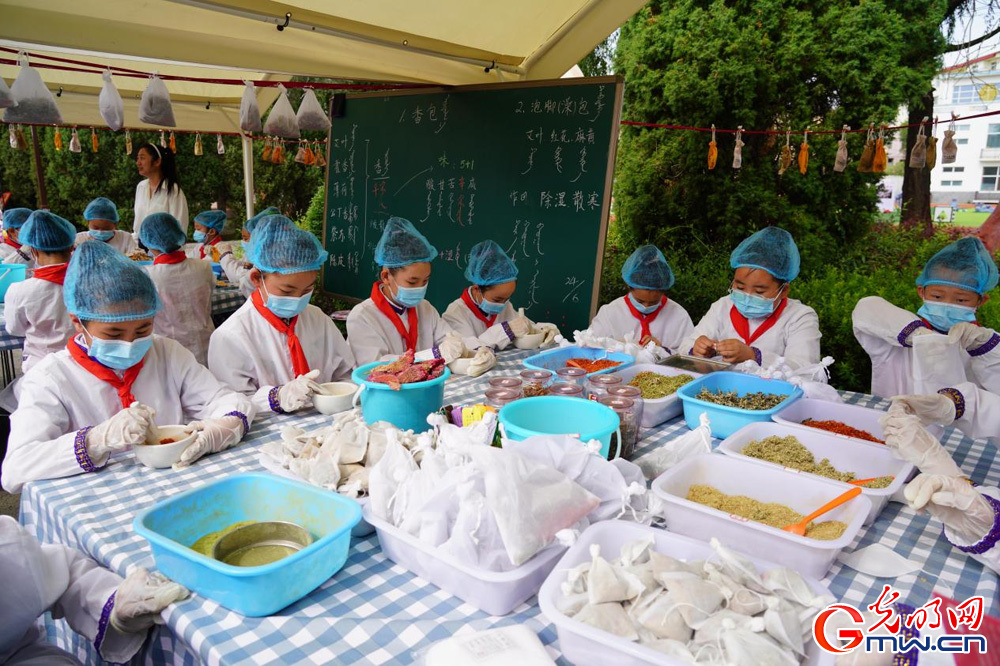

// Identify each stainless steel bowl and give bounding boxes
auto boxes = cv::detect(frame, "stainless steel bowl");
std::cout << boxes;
[212,521,313,567]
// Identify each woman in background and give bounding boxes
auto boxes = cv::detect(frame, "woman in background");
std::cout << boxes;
[132,143,188,240]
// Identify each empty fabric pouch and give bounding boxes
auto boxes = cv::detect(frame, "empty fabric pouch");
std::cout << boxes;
[837,543,924,578]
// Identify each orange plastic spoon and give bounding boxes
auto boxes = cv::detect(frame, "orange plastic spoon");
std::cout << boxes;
[848,476,893,487]
[782,486,862,536]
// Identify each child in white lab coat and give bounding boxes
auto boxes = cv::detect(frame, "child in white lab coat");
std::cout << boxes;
[0,207,34,267]
[2,240,254,493]
[0,516,188,665]
[590,244,693,353]
[682,227,821,370]
[441,240,537,351]
[853,237,999,398]
[209,215,355,415]
[75,197,137,255]
[347,217,463,366]
[186,209,226,261]
[4,211,76,373]
[217,206,278,298]
[139,212,215,365]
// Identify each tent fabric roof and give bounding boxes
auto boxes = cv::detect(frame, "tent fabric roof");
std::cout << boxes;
[0,0,640,132]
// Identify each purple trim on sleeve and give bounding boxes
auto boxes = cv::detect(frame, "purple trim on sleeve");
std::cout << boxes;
[268,386,286,414]
[688,347,695,355]
[969,332,1000,358]
[501,321,515,342]
[219,251,233,261]
[898,320,929,348]
[432,345,442,360]
[937,387,966,420]
[751,347,762,366]
[74,427,97,473]
[950,494,1000,555]
[225,411,250,437]
[93,591,116,655]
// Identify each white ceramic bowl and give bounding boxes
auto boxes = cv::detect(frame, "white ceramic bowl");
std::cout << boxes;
[313,382,358,415]
[513,332,545,350]
[134,425,195,469]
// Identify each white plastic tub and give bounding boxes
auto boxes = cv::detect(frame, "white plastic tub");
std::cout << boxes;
[362,504,566,616]
[771,397,945,446]
[538,521,835,666]
[610,364,701,427]
[652,454,870,579]
[717,422,915,524]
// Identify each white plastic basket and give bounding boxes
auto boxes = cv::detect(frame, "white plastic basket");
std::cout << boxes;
[771,397,945,445]
[362,504,566,616]
[716,422,915,524]
[538,521,835,666]
[610,363,701,427]
[652,454,870,579]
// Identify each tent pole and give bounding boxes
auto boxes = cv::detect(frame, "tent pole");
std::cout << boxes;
[241,134,255,218]
[29,127,48,209]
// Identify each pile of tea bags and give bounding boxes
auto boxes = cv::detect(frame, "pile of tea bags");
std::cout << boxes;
[555,537,834,664]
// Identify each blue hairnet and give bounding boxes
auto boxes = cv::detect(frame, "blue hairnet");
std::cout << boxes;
[139,213,187,253]
[245,206,279,234]
[730,226,801,282]
[248,215,328,274]
[194,210,227,232]
[916,237,999,295]
[2,208,32,230]
[622,245,675,291]
[83,197,119,222]
[374,217,438,268]
[464,240,518,286]
[64,241,161,323]
[20,211,77,251]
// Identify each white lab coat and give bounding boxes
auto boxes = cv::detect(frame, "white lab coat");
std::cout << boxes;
[219,251,254,298]
[183,241,220,262]
[3,275,74,373]
[74,231,137,255]
[945,381,1000,443]
[851,297,999,398]
[144,259,215,365]
[441,294,519,351]
[0,516,145,665]
[680,295,822,371]
[0,242,16,263]
[209,299,355,414]
[589,296,695,354]
[346,298,451,367]
[133,180,189,237]
[2,335,253,493]
[1,243,33,268]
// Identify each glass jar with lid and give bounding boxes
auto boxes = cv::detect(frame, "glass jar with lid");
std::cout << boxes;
[485,388,521,410]
[488,376,523,396]
[555,366,587,387]
[519,369,554,397]
[598,395,639,460]
[607,385,644,435]
[585,374,622,401]
[548,382,585,398]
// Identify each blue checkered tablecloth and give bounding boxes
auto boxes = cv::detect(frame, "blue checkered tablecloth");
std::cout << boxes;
[18,350,1000,665]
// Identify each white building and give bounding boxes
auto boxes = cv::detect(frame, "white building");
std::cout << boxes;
[931,51,1000,205]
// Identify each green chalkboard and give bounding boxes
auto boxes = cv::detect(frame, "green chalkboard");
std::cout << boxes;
[322,76,622,332]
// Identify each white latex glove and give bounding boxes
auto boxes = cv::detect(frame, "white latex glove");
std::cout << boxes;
[437,332,466,364]
[507,315,531,338]
[880,411,964,477]
[277,369,322,412]
[948,321,997,352]
[110,568,189,634]
[86,403,156,464]
[888,393,957,426]
[905,474,995,543]
[215,241,234,257]
[534,322,561,345]
[174,415,246,469]
[908,326,936,345]
[466,347,497,377]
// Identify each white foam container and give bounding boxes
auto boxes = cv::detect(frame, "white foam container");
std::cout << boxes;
[652,454,870,579]
[717,422,915,525]
[771,397,945,445]
[610,363,702,427]
[363,504,566,616]
[538,521,835,666]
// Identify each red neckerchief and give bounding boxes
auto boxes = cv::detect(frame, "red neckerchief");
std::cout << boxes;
[3,235,21,250]
[153,250,187,265]
[32,263,68,285]
[199,236,222,260]
[461,288,497,326]
[371,281,418,352]
[67,338,145,409]
[250,289,310,376]
[625,294,667,339]
[729,297,790,346]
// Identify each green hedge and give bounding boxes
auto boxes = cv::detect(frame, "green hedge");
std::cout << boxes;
[600,222,1000,393]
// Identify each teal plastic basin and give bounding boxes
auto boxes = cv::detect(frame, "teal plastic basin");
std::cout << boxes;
[676,371,803,439]
[499,395,622,459]
[0,264,27,302]
[352,361,450,433]
[133,472,361,616]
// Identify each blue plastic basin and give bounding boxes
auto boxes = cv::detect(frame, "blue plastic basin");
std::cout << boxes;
[676,371,803,439]
[352,361,451,433]
[0,264,27,302]
[499,395,622,459]
[522,345,635,378]
[210,261,224,277]
[133,472,361,617]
